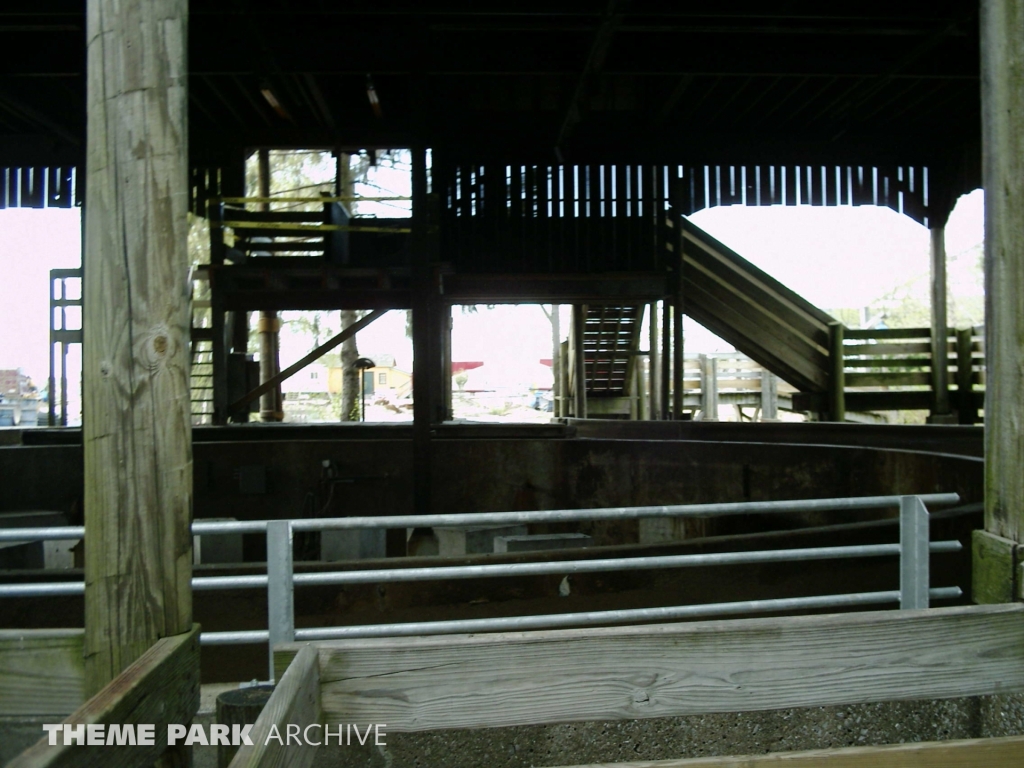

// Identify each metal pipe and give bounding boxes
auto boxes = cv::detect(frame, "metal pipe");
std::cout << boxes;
[0,526,84,542]
[201,630,270,646]
[0,493,961,541]
[290,542,962,588]
[294,588,964,641]
[0,540,963,598]
[0,582,85,597]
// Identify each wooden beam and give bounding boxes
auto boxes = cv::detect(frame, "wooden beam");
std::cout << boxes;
[82,0,193,695]
[929,226,952,418]
[228,309,386,413]
[0,630,85,717]
[228,645,321,768]
[306,605,1024,733]
[982,0,1024,543]
[550,735,1024,768]
[8,625,200,768]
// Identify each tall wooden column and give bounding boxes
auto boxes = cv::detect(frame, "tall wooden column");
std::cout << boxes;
[975,0,1024,603]
[929,226,953,421]
[410,146,440,524]
[648,301,660,420]
[83,0,193,694]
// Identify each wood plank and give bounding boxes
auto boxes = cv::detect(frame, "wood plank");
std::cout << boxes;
[844,327,932,340]
[307,605,1024,733]
[845,372,932,388]
[8,625,200,768]
[982,0,1024,542]
[0,630,85,716]
[843,357,933,369]
[550,735,1024,768]
[844,342,933,356]
[228,645,322,768]
[82,0,193,695]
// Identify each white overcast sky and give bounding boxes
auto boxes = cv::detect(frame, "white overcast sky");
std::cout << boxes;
[0,190,984,389]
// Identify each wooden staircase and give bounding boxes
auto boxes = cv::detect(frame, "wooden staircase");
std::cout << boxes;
[675,215,834,395]
[581,304,645,399]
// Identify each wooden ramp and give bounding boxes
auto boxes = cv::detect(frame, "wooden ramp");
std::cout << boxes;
[676,216,834,394]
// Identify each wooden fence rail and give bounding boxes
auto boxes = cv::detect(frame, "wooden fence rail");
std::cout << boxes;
[7,625,200,768]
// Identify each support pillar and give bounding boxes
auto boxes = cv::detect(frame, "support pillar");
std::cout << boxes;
[572,304,587,418]
[410,146,440,529]
[977,0,1024,601]
[83,0,192,694]
[257,149,283,422]
[648,301,660,420]
[672,261,684,421]
[660,297,671,419]
[929,226,954,422]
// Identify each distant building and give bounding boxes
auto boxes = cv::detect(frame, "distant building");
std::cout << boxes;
[0,369,41,427]
[328,354,412,399]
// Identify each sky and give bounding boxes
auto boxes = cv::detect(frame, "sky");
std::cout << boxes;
[0,190,985,397]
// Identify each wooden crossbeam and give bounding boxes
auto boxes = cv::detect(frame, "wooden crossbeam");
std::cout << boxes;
[228,309,386,413]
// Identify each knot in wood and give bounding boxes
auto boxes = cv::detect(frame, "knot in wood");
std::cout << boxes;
[141,326,174,370]
[632,689,650,705]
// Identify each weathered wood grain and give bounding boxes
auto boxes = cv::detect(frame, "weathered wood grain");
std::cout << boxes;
[82,0,193,696]
[550,734,1024,768]
[228,645,322,768]
[0,630,85,716]
[982,0,1024,542]
[7,625,199,768]
[305,605,1024,732]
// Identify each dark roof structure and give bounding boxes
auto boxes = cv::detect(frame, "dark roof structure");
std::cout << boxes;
[0,2,981,223]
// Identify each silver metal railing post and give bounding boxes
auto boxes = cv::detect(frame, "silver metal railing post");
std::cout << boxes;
[266,520,295,681]
[900,496,930,610]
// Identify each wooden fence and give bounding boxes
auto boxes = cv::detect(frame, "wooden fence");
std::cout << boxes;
[234,605,1024,768]
[840,326,984,422]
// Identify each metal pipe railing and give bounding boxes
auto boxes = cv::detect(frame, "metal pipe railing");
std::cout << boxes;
[0,541,963,597]
[0,493,963,681]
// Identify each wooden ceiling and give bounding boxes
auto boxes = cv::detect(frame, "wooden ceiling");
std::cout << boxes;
[0,2,980,192]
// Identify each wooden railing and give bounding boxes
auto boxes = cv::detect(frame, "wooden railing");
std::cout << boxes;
[839,326,984,422]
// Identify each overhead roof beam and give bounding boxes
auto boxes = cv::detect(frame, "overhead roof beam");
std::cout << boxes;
[555,0,627,155]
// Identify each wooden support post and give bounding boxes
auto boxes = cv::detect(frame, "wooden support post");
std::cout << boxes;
[572,304,587,418]
[929,226,954,421]
[411,145,435,522]
[700,354,718,421]
[661,297,671,420]
[648,301,660,420]
[672,262,684,421]
[982,0,1024,545]
[828,321,846,423]
[637,354,649,420]
[257,149,283,422]
[211,289,229,425]
[956,327,976,425]
[551,304,561,417]
[82,0,193,696]
[760,368,778,421]
[559,339,569,417]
